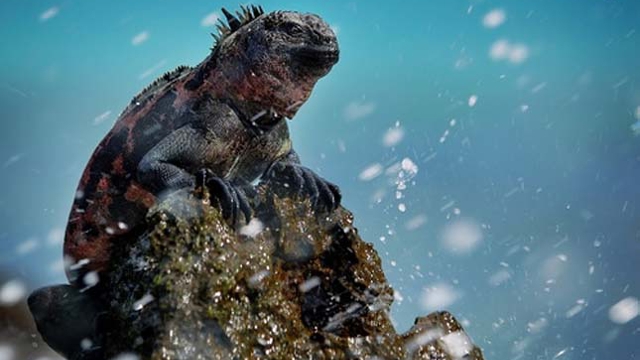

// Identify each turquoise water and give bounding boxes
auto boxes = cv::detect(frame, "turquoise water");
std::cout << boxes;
[1,0,639,358]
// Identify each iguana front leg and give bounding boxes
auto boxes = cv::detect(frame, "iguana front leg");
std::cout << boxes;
[137,124,252,224]
[137,124,204,192]
[265,150,342,211]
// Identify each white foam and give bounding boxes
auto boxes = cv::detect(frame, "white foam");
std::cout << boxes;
[609,297,638,324]
[420,283,460,311]
[0,279,27,306]
[359,163,383,181]
[483,9,506,29]
[201,12,220,27]
[344,101,376,121]
[131,31,150,46]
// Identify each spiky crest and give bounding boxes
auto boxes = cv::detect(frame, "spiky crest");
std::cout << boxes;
[210,5,265,51]
[129,65,192,107]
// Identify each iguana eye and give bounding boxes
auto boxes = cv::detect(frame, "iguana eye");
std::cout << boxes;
[280,22,304,36]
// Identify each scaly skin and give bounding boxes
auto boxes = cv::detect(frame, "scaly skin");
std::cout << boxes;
[64,6,341,286]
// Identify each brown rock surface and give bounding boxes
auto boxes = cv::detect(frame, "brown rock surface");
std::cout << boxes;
[31,185,485,359]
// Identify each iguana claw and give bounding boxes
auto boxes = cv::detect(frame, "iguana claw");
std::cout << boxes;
[196,169,253,225]
[265,162,342,212]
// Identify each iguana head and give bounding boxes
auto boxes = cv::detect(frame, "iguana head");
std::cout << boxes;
[209,6,339,120]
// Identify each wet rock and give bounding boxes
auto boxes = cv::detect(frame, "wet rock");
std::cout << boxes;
[28,284,104,358]
[31,185,485,359]
[403,312,484,359]
[0,274,63,360]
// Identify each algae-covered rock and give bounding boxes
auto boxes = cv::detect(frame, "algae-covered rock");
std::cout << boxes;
[403,312,484,359]
[31,184,485,359]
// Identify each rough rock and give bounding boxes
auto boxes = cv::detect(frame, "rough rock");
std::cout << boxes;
[33,184,485,359]
[0,273,63,360]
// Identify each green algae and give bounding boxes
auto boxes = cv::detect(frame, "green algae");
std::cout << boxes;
[97,187,484,359]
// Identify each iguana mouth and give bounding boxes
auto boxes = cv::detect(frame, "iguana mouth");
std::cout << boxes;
[292,45,340,69]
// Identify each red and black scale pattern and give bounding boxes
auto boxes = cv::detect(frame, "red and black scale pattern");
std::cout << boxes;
[64,70,198,283]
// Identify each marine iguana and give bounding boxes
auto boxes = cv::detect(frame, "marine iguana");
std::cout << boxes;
[63,5,341,287]
[29,6,341,358]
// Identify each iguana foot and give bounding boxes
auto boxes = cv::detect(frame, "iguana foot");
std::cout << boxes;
[265,163,342,212]
[196,169,253,225]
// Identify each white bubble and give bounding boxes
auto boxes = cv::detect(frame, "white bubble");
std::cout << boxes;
[404,328,445,354]
[490,39,510,60]
[441,219,483,254]
[133,294,155,311]
[370,188,386,203]
[49,258,65,274]
[439,129,450,143]
[531,82,547,93]
[394,289,404,303]
[401,158,419,176]
[344,101,376,121]
[508,43,530,64]
[490,40,530,64]
[93,110,112,126]
[47,227,65,246]
[248,270,270,287]
[566,302,586,318]
[609,297,639,324]
[0,279,27,306]
[131,31,150,46]
[16,238,38,255]
[299,277,321,293]
[440,331,474,357]
[81,338,93,350]
[111,353,140,360]
[3,154,22,168]
[632,120,640,136]
[454,55,473,70]
[488,269,511,287]
[359,163,383,181]
[0,344,15,360]
[385,162,402,177]
[39,7,59,22]
[382,126,405,147]
[468,95,478,107]
[512,337,532,354]
[83,271,100,288]
[405,214,427,231]
[483,9,506,29]
[420,283,461,311]
[440,200,456,213]
[69,258,91,271]
[239,218,264,237]
[201,12,220,27]
[554,348,569,359]
[540,255,567,279]
[527,317,548,334]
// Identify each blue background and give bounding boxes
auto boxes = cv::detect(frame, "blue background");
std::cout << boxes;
[1,0,639,358]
